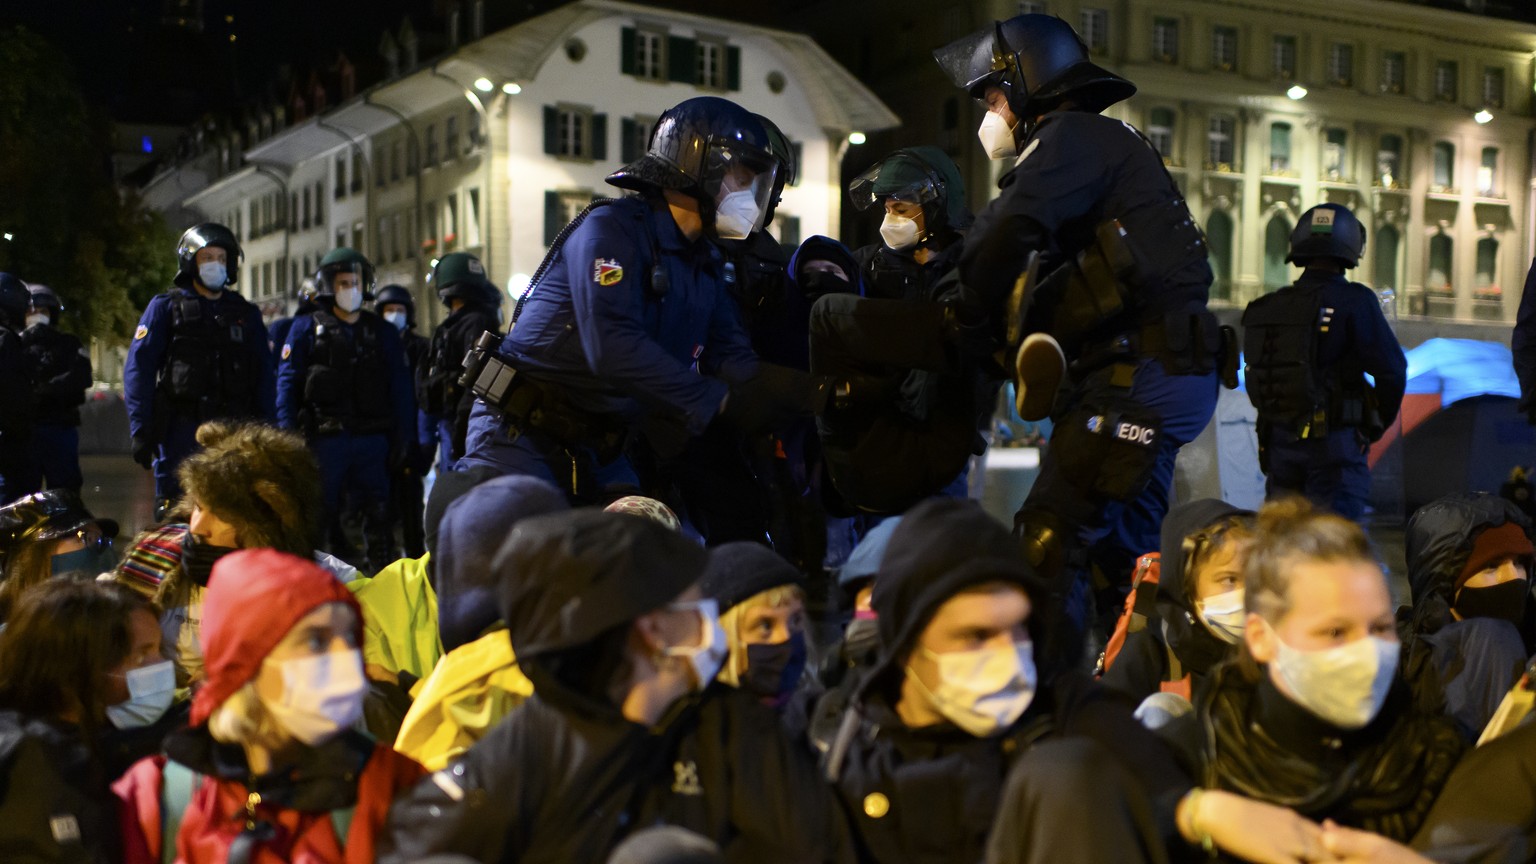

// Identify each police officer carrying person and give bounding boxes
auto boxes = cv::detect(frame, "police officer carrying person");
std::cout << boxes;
[276,247,413,573]
[375,283,433,558]
[18,284,92,495]
[454,95,824,506]
[0,273,35,505]
[933,14,1225,638]
[1243,203,1405,521]
[419,252,502,470]
[123,223,274,518]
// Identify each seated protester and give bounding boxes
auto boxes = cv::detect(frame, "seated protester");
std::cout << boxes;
[1160,498,1466,846]
[816,498,1194,864]
[0,579,147,863]
[811,516,903,749]
[1400,492,1533,741]
[114,549,425,864]
[380,510,851,863]
[0,488,119,621]
[699,542,811,734]
[97,583,188,782]
[1101,499,1253,709]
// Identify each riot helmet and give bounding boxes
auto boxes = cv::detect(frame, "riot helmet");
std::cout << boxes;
[430,252,498,309]
[374,283,416,329]
[934,15,1135,121]
[606,96,779,242]
[0,273,28,329]
[174,223,243,290]
[314,247,375,315]
[27,283,63,315]
[754,113,797,232]
[1286,204,1366,269]
[849,146,971,249]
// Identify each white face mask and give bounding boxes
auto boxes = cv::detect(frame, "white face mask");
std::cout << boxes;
[663,598,728,691]
[383,309,408,331]
[1270,632,1399,729]
[714,190,762,241]
[908,640,1037,737]
[1195,589,1246,645]
[334,286,364,313]
[880,214,922,251]
[978,110,1019,160]
[197,261,228,291]
[261,648,367,746]
[25,312,49,329]
[106,660,176,730]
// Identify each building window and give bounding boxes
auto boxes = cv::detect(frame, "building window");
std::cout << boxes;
[334,155,346,198]
[1377,134,1403,187]
[465,188,482,247]
[545,189,595,246]
[379,216,391,263]
[445,115,459,159]
[423,202,439,254]
[1375,224,1399,293]
[544,105,606,161]
[1207,114,1235,169]
[696,38,727,89]
[1269,122,1291,173]
[351,152,364,192]
[375,154,386,188]
[1018,1,1046,13]
[1153,18,1179,64]
[1147,108,1175,161]
[1211,26,1237,72]
[443,195,459,250]
[467,110,482,149]
[1381,51,1406,94]
[1323,128,1348,180]
[1432,141,1455,190]
[391,142,403,182]
[621,115,656,163]
[1479,147,1499,196]
[1079,9,1108,54]
[1206,210,1234,302]
[335,226,347,249]
[1272,35,1296,79]
[1434,60,1458,102]
[425,123,439,167]
[352,221,363,252]
[313,181,324,225]
[1428,233,1453,294]
[625,27,667,81]
[290,192,299,231]
[1476,236,1500,295]
[1328,43,1354,87]
[1264,215,1292,291]
[302,187,312,229]
[1483,66,1505,109]
[263,263,273,299]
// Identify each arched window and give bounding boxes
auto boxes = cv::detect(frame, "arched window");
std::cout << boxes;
[1205,210,1234,301]
[1476,236,1499,293]
[1264,214,1292,290]
[1374,224,1399,292]
[1427,233,1453,293]
[1432,142,1455,190]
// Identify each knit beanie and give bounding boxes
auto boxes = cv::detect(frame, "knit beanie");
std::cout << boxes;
[1456,522,1535,593]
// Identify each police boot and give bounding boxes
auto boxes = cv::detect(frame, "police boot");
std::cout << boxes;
[1013,333,1066,421]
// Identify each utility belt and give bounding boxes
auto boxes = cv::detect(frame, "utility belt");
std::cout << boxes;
[1267,386,1381,442]
[459,330,629,464]
[1073,310,1238,388]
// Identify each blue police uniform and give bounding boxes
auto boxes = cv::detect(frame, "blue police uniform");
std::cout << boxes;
[18,321,92,494]
[122,287,275,503]
[457,196,758,500]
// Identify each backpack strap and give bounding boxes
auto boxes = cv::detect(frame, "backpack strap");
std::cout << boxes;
[160,760,201,864]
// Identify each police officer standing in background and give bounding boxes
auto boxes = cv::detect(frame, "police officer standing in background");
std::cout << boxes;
[419,252,502,470]
[277,247,413,573]
[935,15,1223,639]
[376,283,432,558]
[123,224,273,517]
[0,273,35,505]
[19,284,92,495]
[1243,204,1405,521]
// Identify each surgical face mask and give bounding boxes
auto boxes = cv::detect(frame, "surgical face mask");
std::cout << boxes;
[180,534,238,588]
[25,312,49,329]
[663,598,728,691]
[334,286,364,313]
[742,631,808,703]
[1195,589,1246,645]
[907,640,1037,737]
[880,214,922,251]
[196,261,228,291]
[383,309,408,331]
[1270,632,1399,730]
[51,542,116,577]
[1455,579,1529,626]
[261,648,367,746]
[106,660,176,730]
[977,110,1019,160]
[713,190,762,241]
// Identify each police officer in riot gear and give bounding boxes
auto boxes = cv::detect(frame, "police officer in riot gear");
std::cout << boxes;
[420,252,502,469]
[934,14,1223,638]
[376,283,433,557]
[269,279,318,353]
[1244,204,1405,520]
[18,284,92,495]
[123,223,274,516]
[276,248,413,573]
[455,96,819,505]
[0,273,35,504]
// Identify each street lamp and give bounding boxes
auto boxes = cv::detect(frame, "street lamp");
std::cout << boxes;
[1286,84,1308,100]
[1475,109,1494,124]
[848,131,867,145]
[473,77,494,93]
[502,82,522,95]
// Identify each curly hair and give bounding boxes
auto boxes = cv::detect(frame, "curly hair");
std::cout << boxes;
[177,421,322,557]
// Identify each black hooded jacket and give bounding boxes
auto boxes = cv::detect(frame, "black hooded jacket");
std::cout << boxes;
[0,711,117,864]
[1101,500,1246,704]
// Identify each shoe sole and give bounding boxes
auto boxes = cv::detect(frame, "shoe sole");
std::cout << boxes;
[1014,334,1066,421]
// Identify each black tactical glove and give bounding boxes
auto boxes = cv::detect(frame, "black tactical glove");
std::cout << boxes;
[131,435,156,470]
[722,364,832,434]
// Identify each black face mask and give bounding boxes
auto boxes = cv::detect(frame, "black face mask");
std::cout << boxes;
[180,534,238,587]
[1455,579,1530,627]
[799,271,852,300]
[742,632,808,703]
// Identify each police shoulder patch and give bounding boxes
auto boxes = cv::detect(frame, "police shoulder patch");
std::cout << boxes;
[281,344,292,360]
[593,258,624,286]
[134,325,149,341]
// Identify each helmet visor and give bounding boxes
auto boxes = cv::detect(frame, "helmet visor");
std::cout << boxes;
[704,143,779,236]
[848,159,943,213]
[933,26,1004,95]
[177,226,243,267]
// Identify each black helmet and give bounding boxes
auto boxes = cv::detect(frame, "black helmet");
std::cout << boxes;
[849,146,971,241]
[0,488,119,554]
[374,284,416,326]
[430,252,498,308]
[315,246,376,299]
[27,283,63,315]
[606,96,779,242]
[934,14,1135,119]
[1287,204,1366,268]
[0,273,28,328]
[755,113,796,231]
[174,223,243,289]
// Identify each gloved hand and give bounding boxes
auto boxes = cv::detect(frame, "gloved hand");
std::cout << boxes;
[131,435,156,470]
[722,364,831,434]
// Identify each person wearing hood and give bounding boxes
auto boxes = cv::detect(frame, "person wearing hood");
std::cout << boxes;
[1160,498,1465,848]
[379,510,851,863]
[1399,492,1534,741]
[114,549,425,863]
[1100,499,1253,710]
[699,542,811,733]
[0,488,120,622]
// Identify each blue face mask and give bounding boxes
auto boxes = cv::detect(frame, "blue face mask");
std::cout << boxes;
[197,261,228,291]
[51,542,116,577]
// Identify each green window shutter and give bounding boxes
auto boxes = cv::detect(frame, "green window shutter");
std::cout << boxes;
[592,114,608,161]
[668,36,697,83]
[543,106,559,155]
[544,191,561,246]
[621,27,636,75]
[726,45,741,90]
[621,117,638,163]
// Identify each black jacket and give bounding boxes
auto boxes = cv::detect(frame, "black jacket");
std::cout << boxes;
[421,303,501,459]
[0,326,34,449]
[1512,258,1536,414]
[22,324,92,427]
[0,711,117,864]
[1411,717,1536,862]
